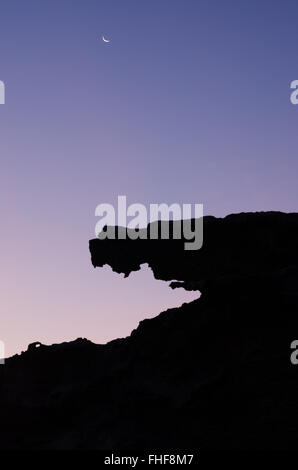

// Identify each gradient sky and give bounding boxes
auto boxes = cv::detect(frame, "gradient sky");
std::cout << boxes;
[1,0,298,357]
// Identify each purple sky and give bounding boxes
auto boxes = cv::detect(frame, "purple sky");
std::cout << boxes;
[1,0,298,356]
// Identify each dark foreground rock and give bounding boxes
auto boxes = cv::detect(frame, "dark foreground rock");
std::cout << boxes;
[1,211,298,450]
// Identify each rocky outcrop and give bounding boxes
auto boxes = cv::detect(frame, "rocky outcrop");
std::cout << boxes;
[0,211,298,450]
[90,212,298,294]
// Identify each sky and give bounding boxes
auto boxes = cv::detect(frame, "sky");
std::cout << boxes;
[1,0,298,357]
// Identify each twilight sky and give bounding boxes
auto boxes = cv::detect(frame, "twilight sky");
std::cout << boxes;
[1,0,298,357]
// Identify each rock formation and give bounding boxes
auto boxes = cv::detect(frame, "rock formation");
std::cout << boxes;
[1,211,298,449]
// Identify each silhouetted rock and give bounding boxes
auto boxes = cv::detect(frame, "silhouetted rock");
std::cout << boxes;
[90,212,298,291]
[1,211,298,450]
[27,342,43,352]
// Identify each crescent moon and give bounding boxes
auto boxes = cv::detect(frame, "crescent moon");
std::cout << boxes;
[102,36,110,43]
